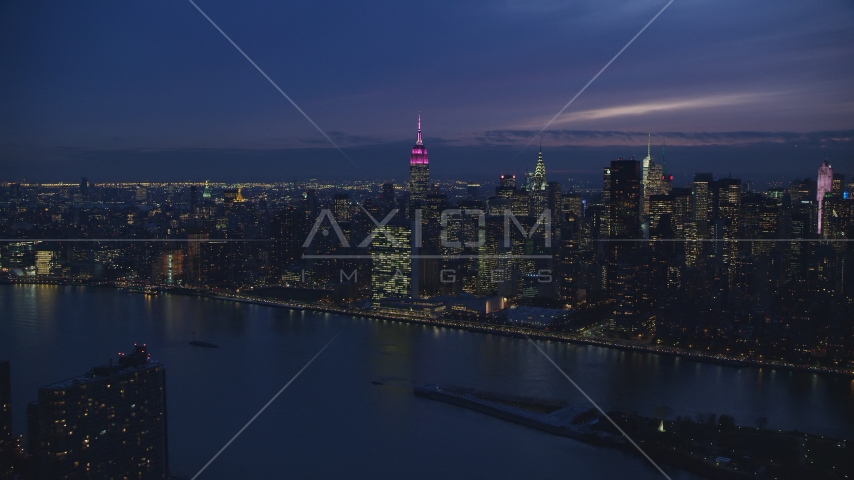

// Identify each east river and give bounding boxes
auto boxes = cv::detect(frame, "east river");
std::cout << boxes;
[2,285,853,479]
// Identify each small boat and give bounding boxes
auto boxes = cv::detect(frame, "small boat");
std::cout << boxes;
[371,381,384,386]
[189,333,219,348]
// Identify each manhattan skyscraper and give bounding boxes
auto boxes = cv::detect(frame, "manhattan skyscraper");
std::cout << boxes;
[408,114,429,216]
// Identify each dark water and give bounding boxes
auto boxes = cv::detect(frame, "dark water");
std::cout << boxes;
[2,285,853,479]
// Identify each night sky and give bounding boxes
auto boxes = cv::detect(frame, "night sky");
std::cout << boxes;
[1,0,852,184]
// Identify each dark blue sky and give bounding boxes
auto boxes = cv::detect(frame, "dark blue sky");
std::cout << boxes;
[1,0,852,182]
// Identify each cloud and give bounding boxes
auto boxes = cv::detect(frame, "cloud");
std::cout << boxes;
[473,129,854,147]
[551,93,774,123]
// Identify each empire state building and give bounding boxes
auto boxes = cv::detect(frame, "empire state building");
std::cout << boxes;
[409,114,429,214]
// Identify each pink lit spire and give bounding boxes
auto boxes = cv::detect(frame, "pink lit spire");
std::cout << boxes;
[410,112,428,165]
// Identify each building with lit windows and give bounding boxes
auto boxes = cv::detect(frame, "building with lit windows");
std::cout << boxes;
[408,115,429,215]
[370,222,412,301]
[692,173,714,237]
[35,250,57,276]
[818,161,833,235]
[333,193,351,223]
[152,250,184,285]
[27,345,168,480]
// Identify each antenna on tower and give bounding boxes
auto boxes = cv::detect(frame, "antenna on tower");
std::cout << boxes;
[647,133,651,158]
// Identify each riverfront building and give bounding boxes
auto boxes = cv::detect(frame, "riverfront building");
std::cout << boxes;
[27,345,168,480]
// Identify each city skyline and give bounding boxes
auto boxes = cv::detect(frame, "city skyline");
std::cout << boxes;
[2,1,854,478]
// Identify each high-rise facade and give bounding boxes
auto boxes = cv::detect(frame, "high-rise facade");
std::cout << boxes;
[499,174,516,189]
[608,159,641,239]
[409,115,429,215]
[641,138,671,217]
[607,158,644,336]
[28,345,168,480]
[692,173,714,237]
[333,193,351,223]
[370,222,412,301]
[531,148,547,192]
[817,161,833,235]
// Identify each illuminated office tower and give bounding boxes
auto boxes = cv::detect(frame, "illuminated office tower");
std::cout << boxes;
[35,250,57,276]
[641,135,651,194]
[28,345,168,480]
[333,193,351,223]
[820,197,853,252]
[640,135,652,215]
[642,138,671,217]
[649,194,674,238]
[832,173,845,197]
[561,193,583,219]
[408,114,430,216]
[602,167,611,203]
[670,187,692,238]
[511,189,530,217]
[692,173,714,237]
[684,221,700,267]
[202,180,212,199]
[817,161,833,235]
[370,222,412,301]
[718,178,741,206]
[531,148,547,192]
[153,250,184,285]
[476,216,506,296]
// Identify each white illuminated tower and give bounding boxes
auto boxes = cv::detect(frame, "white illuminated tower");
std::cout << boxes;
[817,161,833,235]
[532,146,547,191]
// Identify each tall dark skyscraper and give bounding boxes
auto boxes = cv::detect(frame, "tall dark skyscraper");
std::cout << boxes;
[79,177,88,200]
[28,345,168,480]
[408,114,429,215]
[692,173,714,237]
[189,184,198,212]
[607,158,644,337]
[608,158,641,239]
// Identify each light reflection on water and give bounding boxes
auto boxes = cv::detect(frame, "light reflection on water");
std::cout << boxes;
[1,284,852,479]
